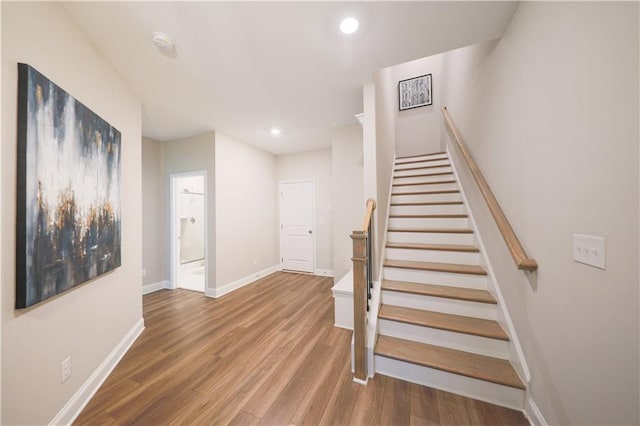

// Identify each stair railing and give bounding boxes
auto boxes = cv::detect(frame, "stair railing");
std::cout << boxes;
[351,198,376,382]
[442,107,538,271]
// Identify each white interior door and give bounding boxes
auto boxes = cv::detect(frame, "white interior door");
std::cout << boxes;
[280,181,314,273]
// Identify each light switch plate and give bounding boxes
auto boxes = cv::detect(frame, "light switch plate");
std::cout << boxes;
[573,234,605,269]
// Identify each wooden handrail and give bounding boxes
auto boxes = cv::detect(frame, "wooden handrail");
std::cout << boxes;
[442,107,538,271]
[351,198,376,383]
[361,198,376,231]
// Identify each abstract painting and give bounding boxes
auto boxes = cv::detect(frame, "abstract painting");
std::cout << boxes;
[16,63,121,309]
[398,74,432,111]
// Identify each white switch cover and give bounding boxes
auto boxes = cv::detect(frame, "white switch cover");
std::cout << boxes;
[61,356,72,383]
[573,234,605,269]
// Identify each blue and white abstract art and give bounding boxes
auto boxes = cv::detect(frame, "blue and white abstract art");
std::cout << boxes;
[16,63,121,309]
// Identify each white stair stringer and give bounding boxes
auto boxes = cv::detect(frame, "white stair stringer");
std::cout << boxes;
[375,355,525,410]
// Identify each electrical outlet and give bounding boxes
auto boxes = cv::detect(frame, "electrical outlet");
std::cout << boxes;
[61,356,72,383]
[142,269,147,278]
[253,259,257,266]
[573,234,605,269]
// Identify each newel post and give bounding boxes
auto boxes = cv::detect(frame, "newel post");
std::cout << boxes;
[351,230,367,382]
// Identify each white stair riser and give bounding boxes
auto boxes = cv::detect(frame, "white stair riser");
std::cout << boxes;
[396,154,448,164]
[383,268,487,289]
[381,290,497,320]
[391,193,461,203]
[386,247,480,265]
[395,166,451,177]
[387,232,474,245]
[392,182,459,193]
[390,204,465,215]
[395,159,450,169]
[385,247,480,265]
[378,319,508,358]
[394,174,455,184]
[374,356,525,411]
[388,217,469,228]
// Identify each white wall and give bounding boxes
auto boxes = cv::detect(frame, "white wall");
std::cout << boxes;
[164,133,216,291]
[331,124,364,282]
[1,3,142,424]
[142,137,168,286]
[372,67,397,279]
[391,55,443,156]
[214,132,278,288]
[277,149,333,273]
[363,83,377,206]
[440,3,639,425]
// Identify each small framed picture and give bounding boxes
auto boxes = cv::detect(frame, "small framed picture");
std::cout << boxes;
[398,74,432,111]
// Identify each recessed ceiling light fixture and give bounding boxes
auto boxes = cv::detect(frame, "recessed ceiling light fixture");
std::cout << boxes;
[340,17,359,35]
[151,31,177,58]
[270,128,281,135]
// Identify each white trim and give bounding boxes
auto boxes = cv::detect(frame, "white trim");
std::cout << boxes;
[142,280,170,295]
[446,146,532,384]
[49,318,145,426]
[353,377,368,385]
[170,171,209,293]
[314,269,334,277]
[524,397,548,426]
[205,265,278,298]
[279,179,315,273]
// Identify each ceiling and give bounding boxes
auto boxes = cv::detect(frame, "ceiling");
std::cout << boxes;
[62,2,518,155]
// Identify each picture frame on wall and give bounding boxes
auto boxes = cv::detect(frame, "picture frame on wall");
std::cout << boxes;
[16,63,122,309]
[398,74,432,111]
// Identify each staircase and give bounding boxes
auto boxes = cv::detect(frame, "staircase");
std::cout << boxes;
[373,151,526,410]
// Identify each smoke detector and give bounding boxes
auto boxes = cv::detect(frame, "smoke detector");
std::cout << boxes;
[151,32,176,57]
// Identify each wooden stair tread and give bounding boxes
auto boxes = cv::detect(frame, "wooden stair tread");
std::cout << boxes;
[395,172,453,179]
[384,259,487,276]
[387,227,473,234]
[391,189,460,196]
[393,180,456,187]
[382,280,496,304]
[386,242,479,252]
[375,335,524,389]
[379,305,507,340]
[396,152,446,160]
[389,214,467,219]
[391,201,463,206]
[395,157,451,165]
[395,164,450,172]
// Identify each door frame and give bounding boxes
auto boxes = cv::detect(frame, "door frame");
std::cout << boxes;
[170,170,208,291]
[279,179,315,273]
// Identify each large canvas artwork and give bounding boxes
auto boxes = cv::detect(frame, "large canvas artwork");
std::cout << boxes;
[16,63,121,309]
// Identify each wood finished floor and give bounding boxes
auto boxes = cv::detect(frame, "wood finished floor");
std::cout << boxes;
[74,272,528,425]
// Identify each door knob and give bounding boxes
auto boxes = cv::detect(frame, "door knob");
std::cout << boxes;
[308,230,313,234]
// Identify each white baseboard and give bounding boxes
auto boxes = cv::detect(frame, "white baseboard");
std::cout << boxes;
[142,280,170,295]
[314,269,334,277]
[206,265,279,298]
[524,397,547,426]
[49,318,145,426]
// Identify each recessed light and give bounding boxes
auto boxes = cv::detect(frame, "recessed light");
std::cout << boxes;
[270,128,281,135]
[340,17,359,35]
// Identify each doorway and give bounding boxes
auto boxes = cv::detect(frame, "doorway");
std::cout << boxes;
[280,180,314,273]
[171,172,207,292]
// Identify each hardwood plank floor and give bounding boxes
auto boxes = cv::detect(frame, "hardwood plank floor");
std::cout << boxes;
[74,272,527,425]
